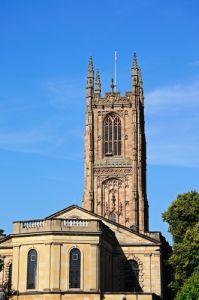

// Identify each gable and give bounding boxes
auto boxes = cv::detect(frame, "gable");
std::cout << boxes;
[46,205,160,245]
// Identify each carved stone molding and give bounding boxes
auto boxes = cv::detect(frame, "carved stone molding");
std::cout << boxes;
[94,168,132,176]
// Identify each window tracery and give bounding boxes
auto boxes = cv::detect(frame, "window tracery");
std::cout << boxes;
[104,114,121,156]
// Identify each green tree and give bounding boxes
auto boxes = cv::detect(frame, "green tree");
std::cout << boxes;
[162,191,199,244]
[162,191,199,296]
[169,222,199,290]
[176,270,199,300]
[0,229,4,235]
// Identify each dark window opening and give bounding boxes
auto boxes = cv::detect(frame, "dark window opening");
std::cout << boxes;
[69,248,81,288]
[124,259,141,292]
[8,264,12,291]
[27,249,37,289]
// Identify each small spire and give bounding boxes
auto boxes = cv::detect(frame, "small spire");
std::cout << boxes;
[88,56,94,77]
[95,70,101,95]
[132,52,139,76]
[138,68,144,105]
[132,52,139,92]
[110,78,115,93]
[87,56,94,90]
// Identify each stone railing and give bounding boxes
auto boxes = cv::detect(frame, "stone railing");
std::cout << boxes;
[13,219,105,234]
[22,220,45,228]
[63,219,88,227]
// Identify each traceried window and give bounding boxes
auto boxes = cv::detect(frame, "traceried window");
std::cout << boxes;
[27,249,37,289]
[124,259,141,292]
[69,248,81,288]
[104,114,121,156]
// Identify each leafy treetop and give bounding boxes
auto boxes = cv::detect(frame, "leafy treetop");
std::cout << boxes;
[162,191,199,244]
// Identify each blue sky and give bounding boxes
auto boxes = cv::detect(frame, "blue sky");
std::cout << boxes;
[0,0,199,244]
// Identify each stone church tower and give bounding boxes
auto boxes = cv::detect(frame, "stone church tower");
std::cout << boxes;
[83,54,149,232]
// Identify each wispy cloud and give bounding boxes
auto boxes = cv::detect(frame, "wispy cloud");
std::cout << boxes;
[45,79,85,108]
[146,81,199,114]
[0,119,83,160]
[190,60,199,67]
[146,81,199,167]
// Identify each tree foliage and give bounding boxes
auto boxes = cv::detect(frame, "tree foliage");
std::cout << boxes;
[0,228,4,235]
[162,191,199,297]
[169,222,199,290]
[162,191,199,244]
[175,270,199,300]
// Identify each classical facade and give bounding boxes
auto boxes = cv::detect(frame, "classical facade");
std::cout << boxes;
[0,55,171,300]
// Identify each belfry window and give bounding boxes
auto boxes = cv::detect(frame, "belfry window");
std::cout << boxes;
[104,114,121,156]
[69,248,81,288]
[27,249,37,289]
[124,259,141,292]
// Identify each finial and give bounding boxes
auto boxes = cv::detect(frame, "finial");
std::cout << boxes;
[111,78,115,93]
[88,56,94,75]
[132,52,139,76]
[95,70,101,95]
[133,52,138,69]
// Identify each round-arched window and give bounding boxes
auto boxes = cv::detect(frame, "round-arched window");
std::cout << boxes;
[124,259,141,292]
[27,249,37,289]
[69,248,81,288]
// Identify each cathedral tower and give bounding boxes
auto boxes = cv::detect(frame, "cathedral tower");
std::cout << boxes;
[83,54,149,232]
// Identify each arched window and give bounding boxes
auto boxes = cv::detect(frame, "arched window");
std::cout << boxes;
[124,259,141,292]
[104,114,121,156]
[8,263,12,291]
[69,248,81,288]
[27,249,37,289]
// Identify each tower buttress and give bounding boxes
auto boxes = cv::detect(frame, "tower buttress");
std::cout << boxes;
[83,57,95,212]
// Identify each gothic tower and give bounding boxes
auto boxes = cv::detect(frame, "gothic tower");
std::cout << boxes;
[83,54,149,232]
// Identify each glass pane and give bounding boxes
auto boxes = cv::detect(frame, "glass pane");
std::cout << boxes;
[27,250,37,289]
[105,125,108,141]
[109,142,112,154]
[114,142,117,155]
[109,123,112,140]
[118,125,121,140]
[69,248,81,288]
[114,124,117,140]
[105,142,108,154]
[118,142,121,155]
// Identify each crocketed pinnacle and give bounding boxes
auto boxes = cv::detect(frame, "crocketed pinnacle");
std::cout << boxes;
[95,70,101,94]
[88,56,94,78]
[138,68,143,87]
[132,52,139,77]
[87,56,94,90]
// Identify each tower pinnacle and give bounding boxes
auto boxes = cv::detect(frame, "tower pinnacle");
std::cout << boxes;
[132,52,139,92]
[87,56,94,90]
[95,70,101,95]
